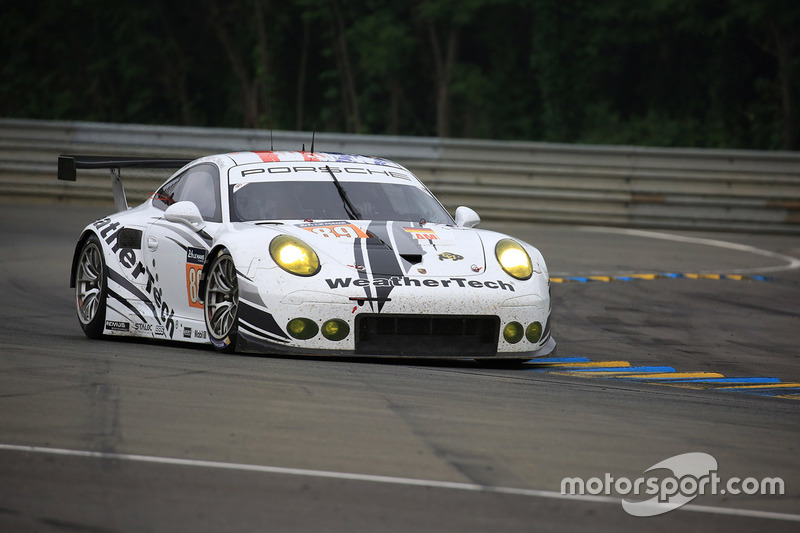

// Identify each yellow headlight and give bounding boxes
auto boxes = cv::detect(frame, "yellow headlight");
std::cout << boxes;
[503,322,524,343]
[287,318,319,339]
[269,235,320,276]
[526,321,543,343]
[321,319,350,341]
[495,239,532,280]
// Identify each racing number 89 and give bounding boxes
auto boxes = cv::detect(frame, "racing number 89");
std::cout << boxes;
[309,225,368,238]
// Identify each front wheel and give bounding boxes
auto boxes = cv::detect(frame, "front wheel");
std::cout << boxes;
[75,235,107,339]
[204,250,239,353]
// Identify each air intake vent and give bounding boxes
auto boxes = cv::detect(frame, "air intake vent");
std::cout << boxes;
[399,254,423,264]
[355,314,499,357]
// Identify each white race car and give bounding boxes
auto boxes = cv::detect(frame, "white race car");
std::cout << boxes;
[60,151,555,361]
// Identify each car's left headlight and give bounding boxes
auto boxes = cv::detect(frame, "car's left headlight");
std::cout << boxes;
[495,238,532,280]
[269,235,320,276]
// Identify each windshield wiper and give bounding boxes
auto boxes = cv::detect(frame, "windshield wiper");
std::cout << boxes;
[324,165,361,220]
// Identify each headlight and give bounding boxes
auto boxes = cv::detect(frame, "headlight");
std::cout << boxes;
[526,321,543,343]
[269,235,320,276]
[503,322,524,344]
[287,318,319,339]
[321,319,349,341]
[495,238,532,280]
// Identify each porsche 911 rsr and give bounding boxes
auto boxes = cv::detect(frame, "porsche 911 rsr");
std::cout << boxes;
[61,151,555,361]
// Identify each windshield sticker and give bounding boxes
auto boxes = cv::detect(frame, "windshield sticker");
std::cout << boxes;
[255,152,282,162]
[298,221,369,239]
[250,165,410,180]
[403,227,438,240]
[233,182,249,192]
[250,151,392,166]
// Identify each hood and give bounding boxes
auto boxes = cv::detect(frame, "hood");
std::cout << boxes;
[275,220,487,277]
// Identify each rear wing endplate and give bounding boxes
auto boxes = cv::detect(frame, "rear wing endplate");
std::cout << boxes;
[58,155,193,211]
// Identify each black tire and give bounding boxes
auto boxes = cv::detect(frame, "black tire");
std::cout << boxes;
[75,235,108,339]
[204,250,239,353]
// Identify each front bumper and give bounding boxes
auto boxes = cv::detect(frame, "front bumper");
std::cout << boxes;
[235,276,555,359]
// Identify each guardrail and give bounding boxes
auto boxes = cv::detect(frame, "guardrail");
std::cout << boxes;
[1,118,798,233]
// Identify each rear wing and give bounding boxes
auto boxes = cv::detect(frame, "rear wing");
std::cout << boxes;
[58,155,193,211]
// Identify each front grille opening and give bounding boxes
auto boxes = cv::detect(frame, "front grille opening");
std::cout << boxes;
[355,314,500,357]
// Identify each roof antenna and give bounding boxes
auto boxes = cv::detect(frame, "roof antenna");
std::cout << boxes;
[310,129,316,153]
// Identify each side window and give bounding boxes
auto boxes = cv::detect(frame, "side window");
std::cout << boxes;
[152,175,182,211]
[152,164,222,223]
[179,165,222,222]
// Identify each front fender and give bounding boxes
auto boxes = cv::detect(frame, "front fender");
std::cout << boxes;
[69,229,97,288]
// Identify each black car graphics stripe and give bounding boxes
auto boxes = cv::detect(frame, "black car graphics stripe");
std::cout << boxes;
[364,221,405,312]
[365,222,404,276]
[165,236,188,252]
[106,265,178,339]
[107,287,148,323]
[348,221,430,313]
[236,278,286,343]
[352,233,373,311]
[107,268,157,318]
[541,315,551,344]
[238,278,267,306]
[152,221,211,248]
[388,221,425,273]
[236,268,253,283]
[238,320,289,344]
[237,300,289,341]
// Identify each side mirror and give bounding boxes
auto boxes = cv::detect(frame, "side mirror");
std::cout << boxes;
[454,206,480,228]
[165,201,206,232]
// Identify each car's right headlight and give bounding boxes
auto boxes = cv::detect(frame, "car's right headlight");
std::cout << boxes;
[495,238,532,280]
[269,235,320,276]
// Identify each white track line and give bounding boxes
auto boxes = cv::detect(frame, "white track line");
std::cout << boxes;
[1,443,798,523]
[582,226,800,275]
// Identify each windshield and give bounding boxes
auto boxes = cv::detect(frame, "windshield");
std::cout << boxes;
[230,181,453,224]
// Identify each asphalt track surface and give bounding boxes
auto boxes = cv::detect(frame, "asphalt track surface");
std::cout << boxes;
[1,202,799,532]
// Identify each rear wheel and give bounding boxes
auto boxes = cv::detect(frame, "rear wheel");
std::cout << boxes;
[75,235,107,338]
[204,250,239,353]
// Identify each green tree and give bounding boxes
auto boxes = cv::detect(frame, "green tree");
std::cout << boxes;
[726,0,799,150]
[348,1,417,135]
[413,0,497,137]
[0,0,795,148]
